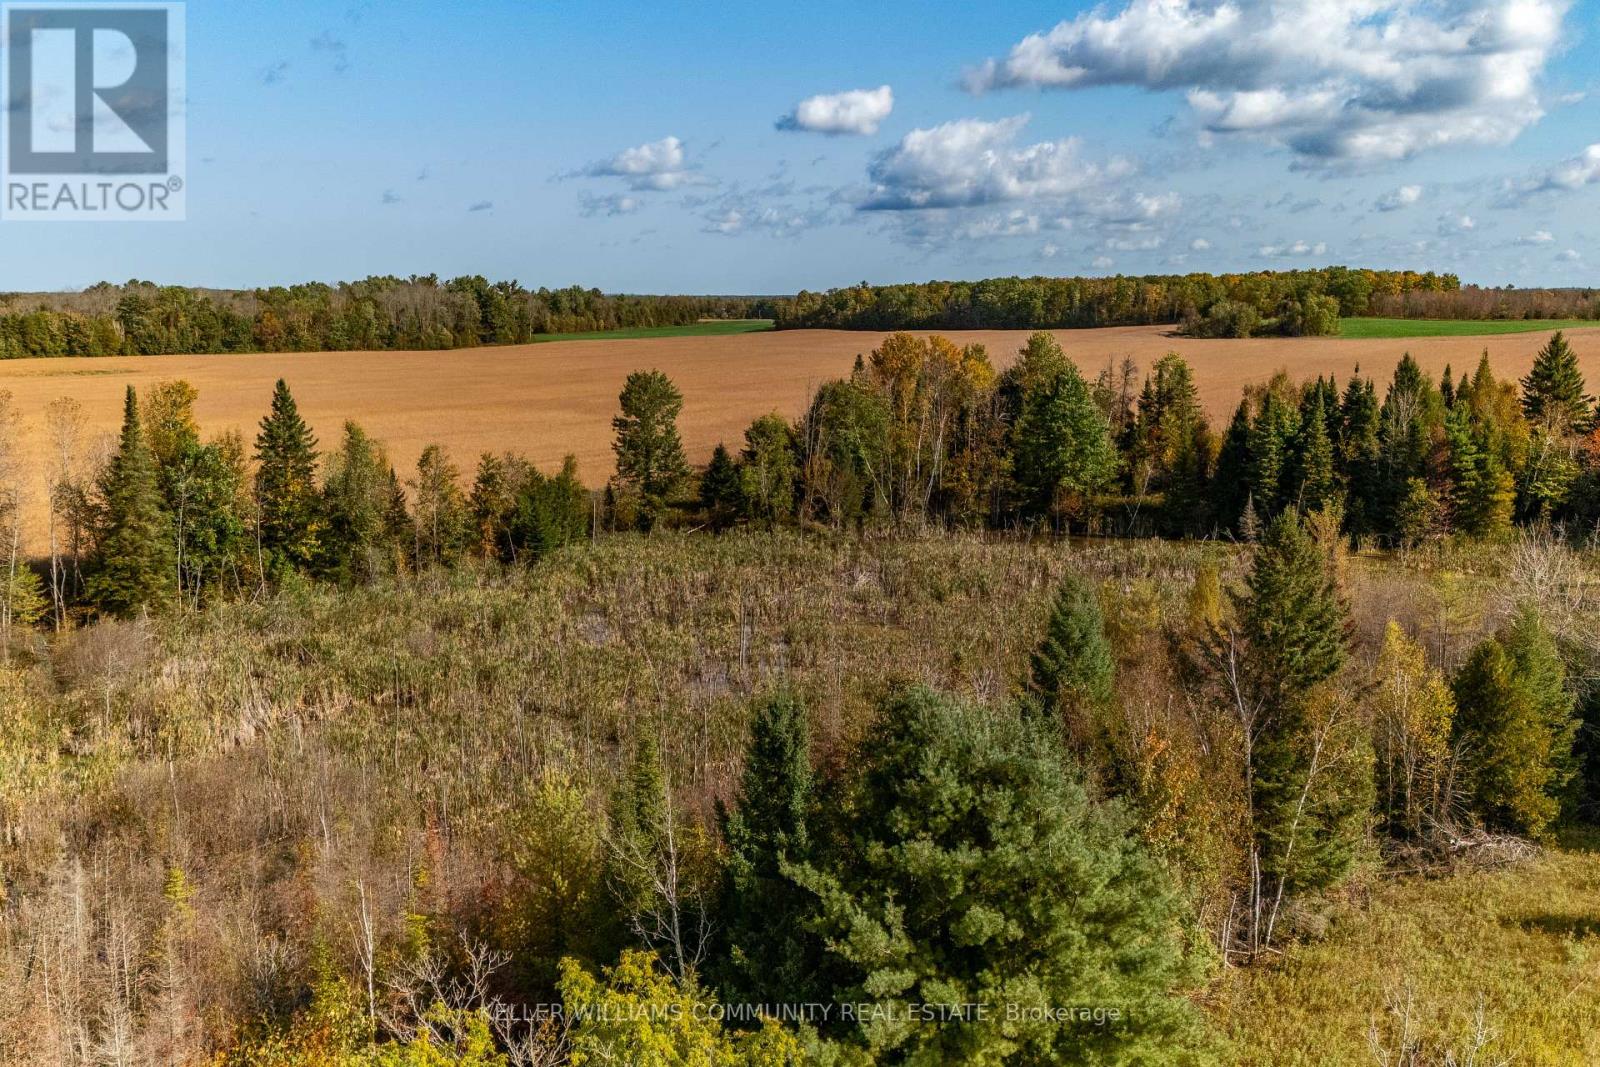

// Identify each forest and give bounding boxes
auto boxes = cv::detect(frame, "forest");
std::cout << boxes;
[0,329,1598,1063]
[3,269,1600,359]
[0,278,772,359]
[775,270,1600,337]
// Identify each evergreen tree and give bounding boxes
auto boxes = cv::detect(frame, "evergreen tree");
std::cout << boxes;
[716,691,818,1005]
[698,442,741,530]
[1247,390,1298,518]
[1293,391,1339,513]
[791,688,1206,1063]
[1012,355,1116,524]
[87,387,176,617]
[1521,331,1591,434]
[254,379,321,574]
[319,422,393,584]
[1377,354,1444,542]
[469,452,517,560]
[411,444,470,566]
[736,414,798,527]
[1452,607,1578,838]
[1211,400,1254,533]
[610,370,689,531]
[1027,572,1115,728]
[513,455,590,559]
[1240,511,1364,900]
[1336,373,1382,536]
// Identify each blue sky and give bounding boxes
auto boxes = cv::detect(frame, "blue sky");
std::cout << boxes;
[6,0,1600,292]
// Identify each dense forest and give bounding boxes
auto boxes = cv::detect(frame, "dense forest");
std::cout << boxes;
[0,277,773,359]
[3,269,1598,359]
[775,270,1600,337]
[0,330,1598,1062]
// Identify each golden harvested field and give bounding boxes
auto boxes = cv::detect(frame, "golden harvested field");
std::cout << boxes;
[1,324,1598,547]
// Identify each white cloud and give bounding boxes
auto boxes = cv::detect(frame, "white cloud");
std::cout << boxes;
[582,136,705,191]
[1259,239,1328,257]
[861,114,1135,210]
[1190,237,1211,251]
[965,0,1567,166]
[701,203,816,238]
[1437,213,1476,234]
[1501,142,1600,203]
[1092,255,1115,269]
[1375,184,1424,212]
[1516,228,1555,243]
[777,85,893,136]
[579,192,642,217]
[1558,247,1582,261]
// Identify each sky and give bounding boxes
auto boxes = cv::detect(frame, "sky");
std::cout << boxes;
[5,0,1600,293]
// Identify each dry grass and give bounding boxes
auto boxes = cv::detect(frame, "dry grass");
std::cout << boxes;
[0,323,1596,548]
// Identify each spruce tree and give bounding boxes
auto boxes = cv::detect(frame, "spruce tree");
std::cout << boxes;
[1337,374,1381,536]
[1294,392,1339,513]
[1027,572,1115,727]
[610,370,689,531]
[254,379,321,573]
[1012,357,1116,524]
[716,691,818,1004]
[1212,400,1254,533]
[1452,606,1578,838]
[1240,511,1364,898]
[1521,331,1591,433]
[698,443,741,530]
[88,387,176,617]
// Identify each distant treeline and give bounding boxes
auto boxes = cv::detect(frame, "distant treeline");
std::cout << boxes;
[774,268,1464,337]
[0,276,777,358]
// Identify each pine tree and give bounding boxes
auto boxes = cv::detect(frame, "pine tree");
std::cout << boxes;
[1027,572,1115,728]
[1521,331,1591,434]
[254,379,321,573]
[610,370,689,531]
[789,688,1206,1063]
[88,387,176,617]
[716,691,818,1004]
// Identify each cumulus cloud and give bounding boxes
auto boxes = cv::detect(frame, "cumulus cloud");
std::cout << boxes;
[1517,228,1555,243]
[1190,237,1211,251]
[1558,247,1582,261]
[1437,213,1476,234]
[1259,239,1328,257]
[860,114,1135,210]
[965,0,1567,166]
[1376,185,1424,212]
[581,136,705,191]
[777,85,894,136]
